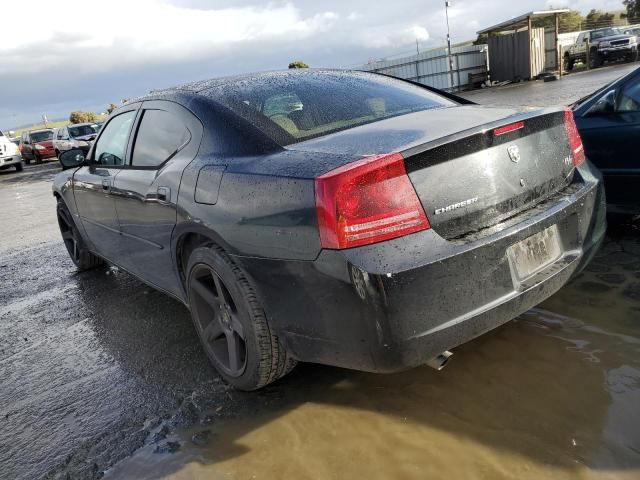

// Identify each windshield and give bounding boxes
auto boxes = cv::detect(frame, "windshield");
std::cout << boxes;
[207,71,456,145]
[68,125,97,137]
[591,28,620,40]
[30,131,53,142]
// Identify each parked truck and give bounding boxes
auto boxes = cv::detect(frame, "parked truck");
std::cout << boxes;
[564,27,638,71]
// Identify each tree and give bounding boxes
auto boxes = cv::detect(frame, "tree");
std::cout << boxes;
[558,10,585,33]
[69,111,99,123]
[288,60,309,69]
[585,9,615,29]
[69,111,88,124]
[106,103,118,114]
[624,0,640,22]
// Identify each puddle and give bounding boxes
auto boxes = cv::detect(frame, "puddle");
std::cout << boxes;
[105,230,640,480]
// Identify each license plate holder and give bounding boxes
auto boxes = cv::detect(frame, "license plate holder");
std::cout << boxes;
[507,225,562,280]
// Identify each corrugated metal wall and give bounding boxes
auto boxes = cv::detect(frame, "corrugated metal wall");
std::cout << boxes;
[359,44,487,91]
[530,28,546,77]
[487,30,530,82]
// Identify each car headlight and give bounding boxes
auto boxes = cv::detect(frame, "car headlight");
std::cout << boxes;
[599,41,611,48]
[78,140,89,147]
[35,144,45,150]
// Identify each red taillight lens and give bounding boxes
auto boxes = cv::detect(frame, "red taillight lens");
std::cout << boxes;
[564,108,585,167]
[493,121,524,136]
[315,153,430,249]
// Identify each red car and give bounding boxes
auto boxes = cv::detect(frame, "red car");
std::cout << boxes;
[20,129,56,164]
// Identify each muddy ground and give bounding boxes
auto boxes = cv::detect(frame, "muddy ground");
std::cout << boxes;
[1,65,639,480]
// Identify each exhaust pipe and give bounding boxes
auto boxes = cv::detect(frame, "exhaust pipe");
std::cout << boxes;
[426,351,452,371]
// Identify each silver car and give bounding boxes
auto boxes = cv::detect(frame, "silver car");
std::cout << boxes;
[53,123,99,156]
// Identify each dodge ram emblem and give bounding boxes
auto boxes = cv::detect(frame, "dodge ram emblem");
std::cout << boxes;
[507,145,521,163]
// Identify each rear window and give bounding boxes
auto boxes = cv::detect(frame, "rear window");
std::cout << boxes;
[69,125,96,137]
[206,71,455,145]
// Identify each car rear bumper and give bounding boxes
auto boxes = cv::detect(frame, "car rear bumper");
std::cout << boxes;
[0,155,22,167]
[234,161,606,373]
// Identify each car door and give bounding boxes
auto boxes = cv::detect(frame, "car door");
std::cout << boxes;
[577,75,640,213]
[73,106,138,260]
[112,100,203,296]
[21,133,33,159]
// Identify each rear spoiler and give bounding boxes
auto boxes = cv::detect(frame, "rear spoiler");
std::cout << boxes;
[357,70,476,106]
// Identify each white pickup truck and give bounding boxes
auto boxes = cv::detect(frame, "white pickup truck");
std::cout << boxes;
[0,131,23,172]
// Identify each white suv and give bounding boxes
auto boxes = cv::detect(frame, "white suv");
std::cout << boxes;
[0,131,23,172]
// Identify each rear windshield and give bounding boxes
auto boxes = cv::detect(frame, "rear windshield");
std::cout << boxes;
[30,131,53,142]
[206,71,456,145]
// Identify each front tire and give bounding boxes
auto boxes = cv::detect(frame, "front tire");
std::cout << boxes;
[564,55,574,72]
[15,162,23,172]
[187,246,296,390]
[56,200,103,271]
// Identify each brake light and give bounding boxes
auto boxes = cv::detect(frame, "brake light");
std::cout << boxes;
[493,121,524,136]
[315,153,430,249]
[564,108,585,167]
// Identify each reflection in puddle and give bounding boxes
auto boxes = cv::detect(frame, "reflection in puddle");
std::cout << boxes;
[106,232,640,479]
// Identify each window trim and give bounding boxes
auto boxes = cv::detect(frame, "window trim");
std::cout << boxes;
[126,107,192,171]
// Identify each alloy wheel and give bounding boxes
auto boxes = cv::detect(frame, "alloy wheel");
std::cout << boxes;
[190,265,247,377]
[57,208,81,264]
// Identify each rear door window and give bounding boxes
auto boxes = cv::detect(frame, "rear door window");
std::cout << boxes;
[131,109,190,168]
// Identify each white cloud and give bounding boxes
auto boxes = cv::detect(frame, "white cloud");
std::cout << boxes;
[0,1,339,76]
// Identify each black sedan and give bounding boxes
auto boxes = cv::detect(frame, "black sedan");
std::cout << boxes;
[54,70,606,390]
[573,66,640,215]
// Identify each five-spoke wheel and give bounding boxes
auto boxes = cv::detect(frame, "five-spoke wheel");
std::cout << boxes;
[190,265,247,377]
[187,246,296,390]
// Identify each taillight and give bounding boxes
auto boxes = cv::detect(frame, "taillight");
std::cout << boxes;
[315,153,430,249]
[564,108,585,167]
[493,121,524,136]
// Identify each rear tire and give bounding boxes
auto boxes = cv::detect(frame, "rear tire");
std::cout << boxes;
[187,245,296,390]
[15,163,23,172]
[24,158,31,165]
[56,200,103,271]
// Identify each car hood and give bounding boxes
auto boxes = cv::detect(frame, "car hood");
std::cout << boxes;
[36,140,54,148]
[74,134,97,142]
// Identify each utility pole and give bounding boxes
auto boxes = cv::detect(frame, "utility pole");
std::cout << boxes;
[445,1,455,91]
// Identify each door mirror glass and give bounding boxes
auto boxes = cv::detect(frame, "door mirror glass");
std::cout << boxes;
[585,90,617,116]
[59,148,86,170]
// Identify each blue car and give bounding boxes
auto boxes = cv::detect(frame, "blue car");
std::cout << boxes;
[573,66,640,216]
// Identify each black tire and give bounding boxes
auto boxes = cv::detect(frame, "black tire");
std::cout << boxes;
[35,153,42,164]
[629,51,639,63]
[564,55,574,72]
[15,162,23,172]
[56,200,103,271]
[24,158,31,165]
[187,245,296,390]
[589,52,602,69]
[55,149,60,158]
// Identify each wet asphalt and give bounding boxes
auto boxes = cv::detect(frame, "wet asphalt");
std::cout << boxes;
[1,64,640,480]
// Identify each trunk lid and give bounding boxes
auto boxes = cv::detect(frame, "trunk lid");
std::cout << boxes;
[292,105,574,240]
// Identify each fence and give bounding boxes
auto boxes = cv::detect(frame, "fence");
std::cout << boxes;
[359,44,488,92]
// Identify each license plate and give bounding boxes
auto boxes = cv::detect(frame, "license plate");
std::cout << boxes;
[507,225,562,280]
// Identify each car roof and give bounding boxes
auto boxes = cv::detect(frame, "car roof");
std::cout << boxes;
[143,69,371,99]
[29,128,53,133]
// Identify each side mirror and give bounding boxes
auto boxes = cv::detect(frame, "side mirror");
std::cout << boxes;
[59,148,87,170]
[583,37,589,43]
[585,90,617,116]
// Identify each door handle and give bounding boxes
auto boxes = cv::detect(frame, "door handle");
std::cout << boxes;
[102,178,111,193]
[157,186,170,202]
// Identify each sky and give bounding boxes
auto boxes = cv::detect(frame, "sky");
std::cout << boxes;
[0,0,626,130]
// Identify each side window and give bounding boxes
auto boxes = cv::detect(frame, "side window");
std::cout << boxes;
[617,80,640,113]
[93,111,136,166]
[131,109,190,168]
